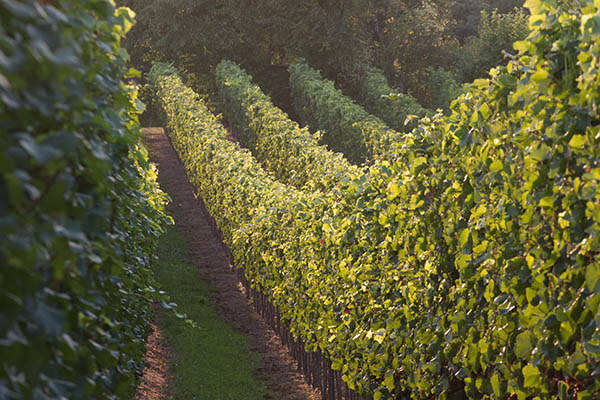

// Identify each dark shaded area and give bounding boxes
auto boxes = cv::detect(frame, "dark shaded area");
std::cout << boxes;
[119,0,528,109]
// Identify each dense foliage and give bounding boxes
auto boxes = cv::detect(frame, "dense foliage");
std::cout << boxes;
[153,1,600,398]
[215,61,361,193]
[448,0,524,41]
[289,63,410,164]
[0,1,168,398]
[389,0,600,396]
[148,62,314,281]
[355,66,433,131]
[121,0,527,111]
[456,8,529,83]
[425,66,464,112]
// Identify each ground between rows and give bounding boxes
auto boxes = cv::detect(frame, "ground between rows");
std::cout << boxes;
[135,127,320,400]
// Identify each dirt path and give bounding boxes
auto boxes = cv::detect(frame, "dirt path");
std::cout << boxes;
[133,308,171,400]
[137,127,320,400]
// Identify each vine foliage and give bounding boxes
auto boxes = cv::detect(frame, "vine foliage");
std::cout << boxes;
[154,1,600,398]
[289,63,408,164]
[355,66,433,132]
[0,1,169,398]
[216,60,361,193]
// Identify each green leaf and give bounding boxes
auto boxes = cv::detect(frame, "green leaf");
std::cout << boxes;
[479,103,491,120]
[472,204,487,219]
[514,331,533,358]
[522,364,541,388]
[531,69,549,83]
[580,182,596,200]
[498,74,517,87]
[18,135,62,165]
[583,340,600,357]
[586,264,600,292]
[412,157,427,169]
[126,68,142,79]
[569,135,586,149]
[524,0,556,14]
[490,160,503,172]
[558,381,569,400]
[473,79,489,88]
[513,40,530,52]
[384,372,395,391]
[373,328,386,344]
[0,324,29,346]
[135,98,146,113]
[34,302,66,337]
[388,182,401,199]
[459,228,470,248]
[539,196,554,208]
[530,144,550,161]
[491,374,501,397]
[116,7,136,34]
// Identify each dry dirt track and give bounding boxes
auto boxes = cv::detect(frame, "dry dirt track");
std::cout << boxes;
[134,127,320,400]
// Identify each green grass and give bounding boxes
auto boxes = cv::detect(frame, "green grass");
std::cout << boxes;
[152,226,273,400]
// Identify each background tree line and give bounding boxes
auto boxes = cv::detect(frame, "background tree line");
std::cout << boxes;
[120,0,529,112]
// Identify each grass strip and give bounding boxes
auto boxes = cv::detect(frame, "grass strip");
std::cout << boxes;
[152,226,273,400]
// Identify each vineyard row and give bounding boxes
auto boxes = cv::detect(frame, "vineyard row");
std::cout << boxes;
[216,60,361,193]
[149,2,600,394]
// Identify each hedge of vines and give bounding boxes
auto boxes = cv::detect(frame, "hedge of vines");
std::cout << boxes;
[288,63,406,164]
[215,60,360,193]
[153,1,600,399]
[355,66,432,132]
[0,2,168,399]
[386,1,600,397]
[148,62,319,294]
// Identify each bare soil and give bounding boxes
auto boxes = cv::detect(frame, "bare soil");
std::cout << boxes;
[133,310,172,400]
[134,127,320,400]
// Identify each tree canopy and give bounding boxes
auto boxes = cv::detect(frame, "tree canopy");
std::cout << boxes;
[121,0,527,109]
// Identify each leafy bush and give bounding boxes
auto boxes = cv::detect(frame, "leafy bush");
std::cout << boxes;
[448,0,524,43]
[289,63,406,164]
[378,0,462,106]
[0,1,169,399]
[215,60,360,192]
[152,1,600,398]
[355,67,432,132]
[426,66,464,111]
[456,8,529,83]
